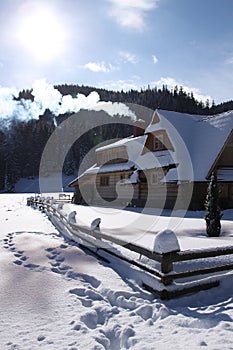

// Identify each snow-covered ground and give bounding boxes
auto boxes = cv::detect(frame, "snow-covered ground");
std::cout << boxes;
[60,203,233,251]
[1,194,233,350]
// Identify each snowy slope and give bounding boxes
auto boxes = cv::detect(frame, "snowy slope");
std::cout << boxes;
[1,194,233,350]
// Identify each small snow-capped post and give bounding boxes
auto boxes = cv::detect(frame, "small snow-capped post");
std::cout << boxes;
[50,198,57,215]
[45,197,51,212]
[91,218,101,238]
[27,196,33,206]
[38,197,45,211]
[34,195,40,208]
[57,203,64,212]
[205,171,223,237]
[68,211,77,224]
[153,230,180,277]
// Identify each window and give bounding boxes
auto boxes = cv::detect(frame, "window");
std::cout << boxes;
[151,173,158,184]
[154,134,164,150]
[100,176,109,186]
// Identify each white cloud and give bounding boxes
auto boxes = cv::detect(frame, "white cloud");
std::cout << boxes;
[107,0,159,30]
[152,55,158,64]
[119,51,138,64]
[225,56,233,64]
[84,61,115,73]
[152,77,212,102]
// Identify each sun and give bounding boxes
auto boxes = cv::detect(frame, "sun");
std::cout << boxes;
[17,4,65,62]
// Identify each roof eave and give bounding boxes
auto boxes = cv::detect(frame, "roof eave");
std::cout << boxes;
[206,129,233,180]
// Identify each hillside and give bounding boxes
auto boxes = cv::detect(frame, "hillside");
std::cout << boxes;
[0,82,233,193]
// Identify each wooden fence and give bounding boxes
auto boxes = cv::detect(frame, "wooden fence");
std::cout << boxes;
[27,195,233,299]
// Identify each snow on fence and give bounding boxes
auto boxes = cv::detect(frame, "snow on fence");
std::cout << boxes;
[27,196,233,299]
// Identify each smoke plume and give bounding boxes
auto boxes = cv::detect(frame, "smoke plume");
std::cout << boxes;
[0,79,136,127]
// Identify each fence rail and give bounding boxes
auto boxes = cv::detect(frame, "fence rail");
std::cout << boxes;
[27,195,233,299]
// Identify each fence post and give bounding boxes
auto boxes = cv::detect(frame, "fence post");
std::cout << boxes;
[153,230,180,284]
[161,253,174,274]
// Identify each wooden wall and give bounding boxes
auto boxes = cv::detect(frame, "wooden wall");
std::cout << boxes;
[96,146,128,166]
[94,170,137,205]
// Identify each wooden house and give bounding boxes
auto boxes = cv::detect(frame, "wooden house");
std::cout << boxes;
[69,109,233,209]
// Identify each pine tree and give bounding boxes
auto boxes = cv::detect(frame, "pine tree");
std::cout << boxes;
[205,171,222,237]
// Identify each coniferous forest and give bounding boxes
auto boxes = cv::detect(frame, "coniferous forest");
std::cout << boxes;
[1,83,233,192]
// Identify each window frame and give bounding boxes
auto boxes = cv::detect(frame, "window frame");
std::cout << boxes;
[154,134,164,151]
[100,176,110,187]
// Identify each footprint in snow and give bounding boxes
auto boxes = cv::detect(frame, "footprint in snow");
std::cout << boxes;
[66,272,101,289]
[69,288,94,307]
[81,274,101,288]
[46,248,73,276]
[20,256,28,261]
[55,256,65,262]
[3,234,15,251]
[59,264,71,271]
[37,335,46,342]
[24,263,40,269]
[13,260,23,266]
[60,244,68,249]
[45,247,54,252]
[14,250,28,262]
[98,324,136,350]
[46,254,58,260]
[51,267,66,275]
[80,310,100,329]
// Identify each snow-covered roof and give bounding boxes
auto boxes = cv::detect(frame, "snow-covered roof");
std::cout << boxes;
[121,170,139,184]
[146,109,233,181]
[136,149,175,170]
[161,168,178,183]
[69,161,136,185]
[82,161,135,176]
[96,136,135,152]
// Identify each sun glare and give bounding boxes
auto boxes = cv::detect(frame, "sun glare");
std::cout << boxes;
[17,5,65,62]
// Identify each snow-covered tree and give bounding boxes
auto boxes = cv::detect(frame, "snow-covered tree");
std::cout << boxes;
[205,171,222,237]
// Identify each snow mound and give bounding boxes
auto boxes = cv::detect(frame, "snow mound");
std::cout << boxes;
[153,229,180,254]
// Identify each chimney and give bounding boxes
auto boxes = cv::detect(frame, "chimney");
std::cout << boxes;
[133,119,146,137]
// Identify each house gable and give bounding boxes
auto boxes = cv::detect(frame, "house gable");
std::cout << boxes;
[142,129,174,154]
[150,110,160,125]
[207,129,233,179]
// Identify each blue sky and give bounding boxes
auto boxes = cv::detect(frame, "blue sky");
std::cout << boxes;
[0,0,233,103]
